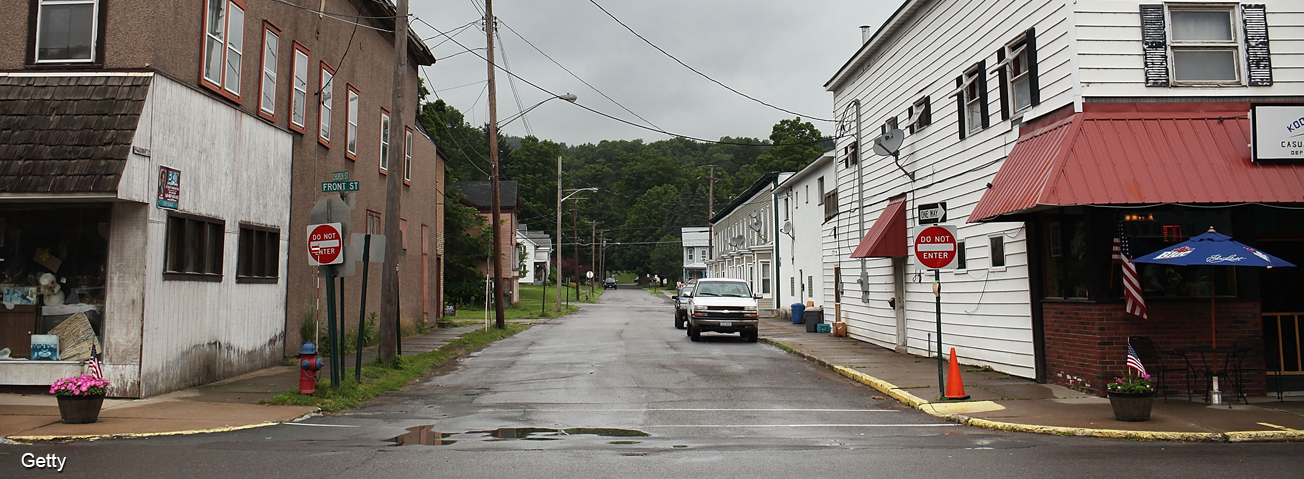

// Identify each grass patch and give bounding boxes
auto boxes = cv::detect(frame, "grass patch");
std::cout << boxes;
[261,323,528,412]
[964,365,995,373]
[447,284,586,321]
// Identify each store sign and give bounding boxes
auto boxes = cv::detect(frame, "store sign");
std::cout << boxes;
[157,166,180,209]
[1251,105,1304,161]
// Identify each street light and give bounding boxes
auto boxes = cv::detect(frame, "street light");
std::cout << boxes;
[557,186,597,311]
[500,93,578,129]
[488,92,576,329]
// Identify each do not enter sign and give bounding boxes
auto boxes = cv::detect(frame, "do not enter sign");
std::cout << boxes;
[308,223,344,266]
[915,225,958,269]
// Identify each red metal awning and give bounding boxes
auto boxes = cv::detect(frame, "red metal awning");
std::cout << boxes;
[969,111,1304,223]
[851,195,907,258]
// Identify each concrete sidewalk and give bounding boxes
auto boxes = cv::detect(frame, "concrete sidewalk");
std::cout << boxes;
[1,324,486,443]
[757,315,1304,442]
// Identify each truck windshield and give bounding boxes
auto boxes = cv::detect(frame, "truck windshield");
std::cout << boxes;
[694,282,750,297]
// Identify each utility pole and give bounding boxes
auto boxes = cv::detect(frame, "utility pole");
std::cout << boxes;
[555,154,563,312]
[485,0,506,329]
[699,165,721,267]
[589,221,597,294]
[379,0,409,363]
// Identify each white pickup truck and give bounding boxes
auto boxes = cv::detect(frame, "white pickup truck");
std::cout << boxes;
[679,278,760,342]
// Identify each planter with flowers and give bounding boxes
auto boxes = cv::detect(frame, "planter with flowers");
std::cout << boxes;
[49,374,111,424]
[1106,374,1154,422]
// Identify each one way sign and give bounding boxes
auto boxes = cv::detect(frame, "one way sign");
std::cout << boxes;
[918,202,947,224]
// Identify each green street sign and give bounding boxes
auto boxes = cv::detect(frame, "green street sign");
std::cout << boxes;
[331,171,350,181]
[322,181,360,192]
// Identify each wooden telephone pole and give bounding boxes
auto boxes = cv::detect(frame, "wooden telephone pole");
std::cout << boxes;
[486,0,507,329]
[379,0,409,363]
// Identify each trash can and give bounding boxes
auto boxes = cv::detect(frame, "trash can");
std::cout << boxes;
[790,303,806,325]
[804,307,824,333]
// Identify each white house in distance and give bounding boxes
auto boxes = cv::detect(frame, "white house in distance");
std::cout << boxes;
[825,0,1304,394]
[775,152,835,316]
[516,224,552,285]
[681,227,709,281]
[706,172,792,314]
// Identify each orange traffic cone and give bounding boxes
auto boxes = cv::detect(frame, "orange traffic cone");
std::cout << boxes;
[945,347,969,400]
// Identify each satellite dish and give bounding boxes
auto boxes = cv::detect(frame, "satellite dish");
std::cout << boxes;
[872,128,904,156]
[781,221,792,234]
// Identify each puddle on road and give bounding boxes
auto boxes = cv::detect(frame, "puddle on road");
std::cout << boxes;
[389,426,650,446]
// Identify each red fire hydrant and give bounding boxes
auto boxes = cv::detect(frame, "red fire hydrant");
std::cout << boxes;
[299,342,324,395]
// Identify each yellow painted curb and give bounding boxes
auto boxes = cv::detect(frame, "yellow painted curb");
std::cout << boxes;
[831,366,930,408]
[962,417,1224,441]
[921,401,1005,416]
[7,421,281,443]
[1226,430,1304,442]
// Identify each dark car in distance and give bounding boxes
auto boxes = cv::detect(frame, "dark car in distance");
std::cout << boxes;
[603,277,618,290]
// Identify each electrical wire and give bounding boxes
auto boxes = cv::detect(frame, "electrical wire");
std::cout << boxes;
[585,0,834,123]
[494,27,533,136]
[266,0,394,32]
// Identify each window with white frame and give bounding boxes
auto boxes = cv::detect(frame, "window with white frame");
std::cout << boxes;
[1170,6,1238,83]
[35,0,100,63]
[319,63,334,144]
[379,110,391,172]
[760,261,771,295]
[687,247,694,263]
[906,96,931,134]
[817,177,824,204]
[404,128,413,182]
[989,236,1006,268]
[996,28,1038,118]
[957,63,987,136]
[258,25,278,117]
[346,86,359,158]
[291,43,308,131]
[956,240,967,270]
[201,0,245,97]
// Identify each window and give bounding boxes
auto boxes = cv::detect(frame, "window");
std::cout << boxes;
[808,275,814,297]
[843,141,858,168]
[201,0,245,99]
[687,248,694,262]
[804,184,809,203]
[1141,4,1271,87]
[165,212,225,281]
[290,42,309,132]
[404,127,413,184]
[955,62,988,138]
[906,96,931,134]
[258,24,279,119]
[760,261,771,295]
[996,28,1038,119]
[346,85,359,159]
[817,177,825,204]
[955,241,967,270]
[790,276,795,296]
[783,197,789,221]
[34,0,100,63]
[366,210,382,234]
[989,235,1005,268]
[823,189,838,221]
[319,62,334,146]
[379,109,391,173]
[883,117,898,134]
[237,224,279,283]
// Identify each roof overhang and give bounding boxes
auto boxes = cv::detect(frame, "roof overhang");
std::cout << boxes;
[851,194,908,258]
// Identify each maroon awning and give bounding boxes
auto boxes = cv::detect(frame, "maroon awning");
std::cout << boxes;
[851,195,907,258]
[969,110,1304,222]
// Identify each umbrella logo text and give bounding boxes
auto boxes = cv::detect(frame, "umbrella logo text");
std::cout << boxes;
[1206,254,1245,263]
[1155,246,1193,260]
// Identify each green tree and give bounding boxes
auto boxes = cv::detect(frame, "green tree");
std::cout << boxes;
[441,188,491,306]
[754,117,826,174]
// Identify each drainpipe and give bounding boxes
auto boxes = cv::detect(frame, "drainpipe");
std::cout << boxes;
[772,178,780,309]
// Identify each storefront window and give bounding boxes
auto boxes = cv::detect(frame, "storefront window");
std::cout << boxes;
[1041,216,1089,299]
[0,205,109,360]
[1120,209,1235,299]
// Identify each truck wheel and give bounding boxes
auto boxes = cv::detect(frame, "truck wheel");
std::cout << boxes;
[745,330,758,343]
[689,325,701,341]
[675,312,686,329]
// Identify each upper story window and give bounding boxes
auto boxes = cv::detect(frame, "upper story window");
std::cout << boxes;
[346,85,359,159]
[379,109,391,173]
[906,96,931,134]
[258,23,278,120]
[955,61,988,139]
[995,28,1039,119]
[687,247,694,262]
[404,127,414,184]
[201,0,245,99]
[319,62,334,146]
[1141,4,1272,87]
[290,43,309,132]
[34,0,100,63]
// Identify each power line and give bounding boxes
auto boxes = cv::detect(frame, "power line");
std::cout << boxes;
[585,0,834,123]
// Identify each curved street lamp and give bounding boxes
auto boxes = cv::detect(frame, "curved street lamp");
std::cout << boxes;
[500,93,578,129]
[557,186,597,311]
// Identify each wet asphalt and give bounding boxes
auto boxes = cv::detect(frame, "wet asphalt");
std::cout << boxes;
[7,287,1304,478]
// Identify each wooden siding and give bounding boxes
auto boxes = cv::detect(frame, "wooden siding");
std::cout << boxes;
[1076,1,1304,96]
[707,181,782,311]
[129,75,292,397]
[825,0,1068,379]
[776,158,834,312]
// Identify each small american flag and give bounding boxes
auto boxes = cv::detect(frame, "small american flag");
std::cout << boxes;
[1113,221,1148,319]
[1126,342,1148,377]
[87,343,103,379]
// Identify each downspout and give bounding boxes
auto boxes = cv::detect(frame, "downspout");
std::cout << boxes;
[856,99,867,303]
[772,178,780,309]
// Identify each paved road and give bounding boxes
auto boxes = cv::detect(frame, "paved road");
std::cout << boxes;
[7,288,1302,478]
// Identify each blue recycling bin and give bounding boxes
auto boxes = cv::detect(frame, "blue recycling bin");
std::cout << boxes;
[790,303,805,325]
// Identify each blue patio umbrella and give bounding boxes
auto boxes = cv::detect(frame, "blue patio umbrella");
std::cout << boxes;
[1131,227,1296,348]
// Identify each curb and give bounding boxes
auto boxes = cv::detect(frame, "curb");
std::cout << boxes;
[760,336,1304,442]
[6,421,285,444]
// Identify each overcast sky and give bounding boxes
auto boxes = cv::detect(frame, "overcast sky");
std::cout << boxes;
[408,1,897,146]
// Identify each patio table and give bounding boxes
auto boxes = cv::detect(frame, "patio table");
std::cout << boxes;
[1176,346,1250,406]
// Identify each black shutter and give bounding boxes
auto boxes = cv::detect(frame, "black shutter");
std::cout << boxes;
[907,105,915,135]
[922,96,931,127]
[1140,4,1169,87]
[956,75,966,140]
[1242,4,1273,86]
[1026,27,1040,106]
[977,60,989,129]
[996,49,1010,121]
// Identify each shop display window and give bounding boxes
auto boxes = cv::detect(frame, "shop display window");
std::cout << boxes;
[237,224,279,283]
[0,205,109,360]
[165,212,224,281]
[1118,209,1236,299]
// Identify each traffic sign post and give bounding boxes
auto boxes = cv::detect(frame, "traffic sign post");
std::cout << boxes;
[915,224,958,396]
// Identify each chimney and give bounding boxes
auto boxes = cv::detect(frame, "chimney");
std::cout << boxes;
[861,25,873,44]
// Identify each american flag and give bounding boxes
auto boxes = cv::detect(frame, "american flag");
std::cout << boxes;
[1112,221,1148,319]
[87,343,103,379]
[1126,342,1148,377]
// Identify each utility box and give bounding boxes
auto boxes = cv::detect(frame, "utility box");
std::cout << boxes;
[804,307,824,333]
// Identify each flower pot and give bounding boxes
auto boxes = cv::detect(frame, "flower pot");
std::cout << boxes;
[1107,390,1154,422]
[56,394,105,424]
